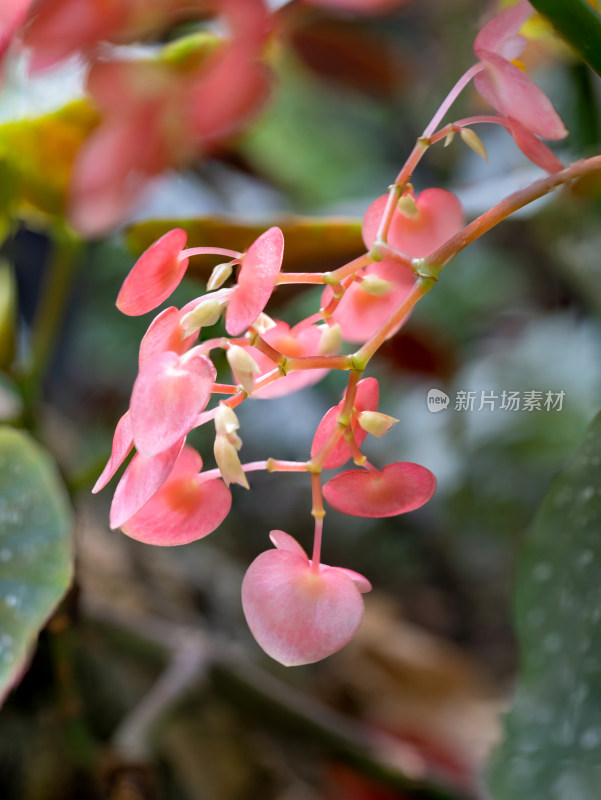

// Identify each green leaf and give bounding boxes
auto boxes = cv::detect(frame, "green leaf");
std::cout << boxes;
[487,410,601,798]
[530,0,601,78]
[126,216,364,277]
[0,427,73,704]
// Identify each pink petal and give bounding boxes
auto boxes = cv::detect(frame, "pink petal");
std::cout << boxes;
[505,116,564,173]
[130,349,216,457]
[109,436,185,529]
[122,451,232,545]
[269,529,307,556]
[311,377,379,469]
[225,227,284,336]
[92,410,133,493]
[0,0,32,61]
[475,54,567,141]
[362,189,465,257]
[139,306,196,370]
[187,40,271,146]
[22,0,126,70]
[116,229,188,317]
[327,566,372,593]
[324,260,415,343]
[474,0,532,59]
[323,462,437,517]
[242,548,366,666]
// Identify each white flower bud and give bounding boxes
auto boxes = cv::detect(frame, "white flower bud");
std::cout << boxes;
[460,127,488,161]
[207,261,234,291]
[317,323,341,355]
[357,410,399,438]
[252,312,277,334]
[397,194,419,218]
[214,404,240,436]
[214,433,249,489]
[227,345,260,394]
[360,275,393,297]
[181,296,225,334]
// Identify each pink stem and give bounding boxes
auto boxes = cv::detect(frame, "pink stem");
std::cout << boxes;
[422,62,486,139]
[179,247,240,260]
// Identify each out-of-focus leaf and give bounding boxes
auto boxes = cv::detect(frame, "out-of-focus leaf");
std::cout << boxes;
[0,100,99,220]
[126,216,364,275]
[530,0,601,77]
[288,18,404,98]
[487,410,601,798]
[0,260,15,368]
[0,426,73,704]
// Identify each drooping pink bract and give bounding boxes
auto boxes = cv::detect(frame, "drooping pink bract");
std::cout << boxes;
[473,0,567,141]
[92,410,133,493]
[110,436,185,529]
[225,227,284,336]
[362,188,465,256]
[122,445,232,546]
[117,229,188,317]
[241,531,371,666]
[504,116,563,173]
[323,462,436,517]
[321,259,415,343]
[130,348,216,457]
[311,377,379,469]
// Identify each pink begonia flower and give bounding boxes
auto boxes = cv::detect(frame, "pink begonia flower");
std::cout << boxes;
[110,436,185,529]
[225,227,285,336]
[117,229,189,317]
[121,445,232,545]
[92,410,133,494]
[242,530,371,666]
[130,348,216,457]
[311,376,379,469]
[323,462,436,517]
[362,188,465,256]
[59,0,271,234]
[322,189,464,342]
[239,320,332,399]
[322,260,415,343]
[473,0,567,141]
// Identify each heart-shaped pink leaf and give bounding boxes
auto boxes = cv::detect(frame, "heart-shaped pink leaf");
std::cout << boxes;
[116,229,189,316]
[242,534,369,666]
[323,462,436,517]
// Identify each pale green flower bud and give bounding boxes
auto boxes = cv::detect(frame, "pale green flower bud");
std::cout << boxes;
[357,410,399,438]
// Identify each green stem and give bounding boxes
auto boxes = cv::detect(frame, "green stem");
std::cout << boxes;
[530,0,601,78]
[22,225,82,409]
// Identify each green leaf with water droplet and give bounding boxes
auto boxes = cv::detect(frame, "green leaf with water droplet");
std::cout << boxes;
[487,410,601,799]
[0,427,73,704]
